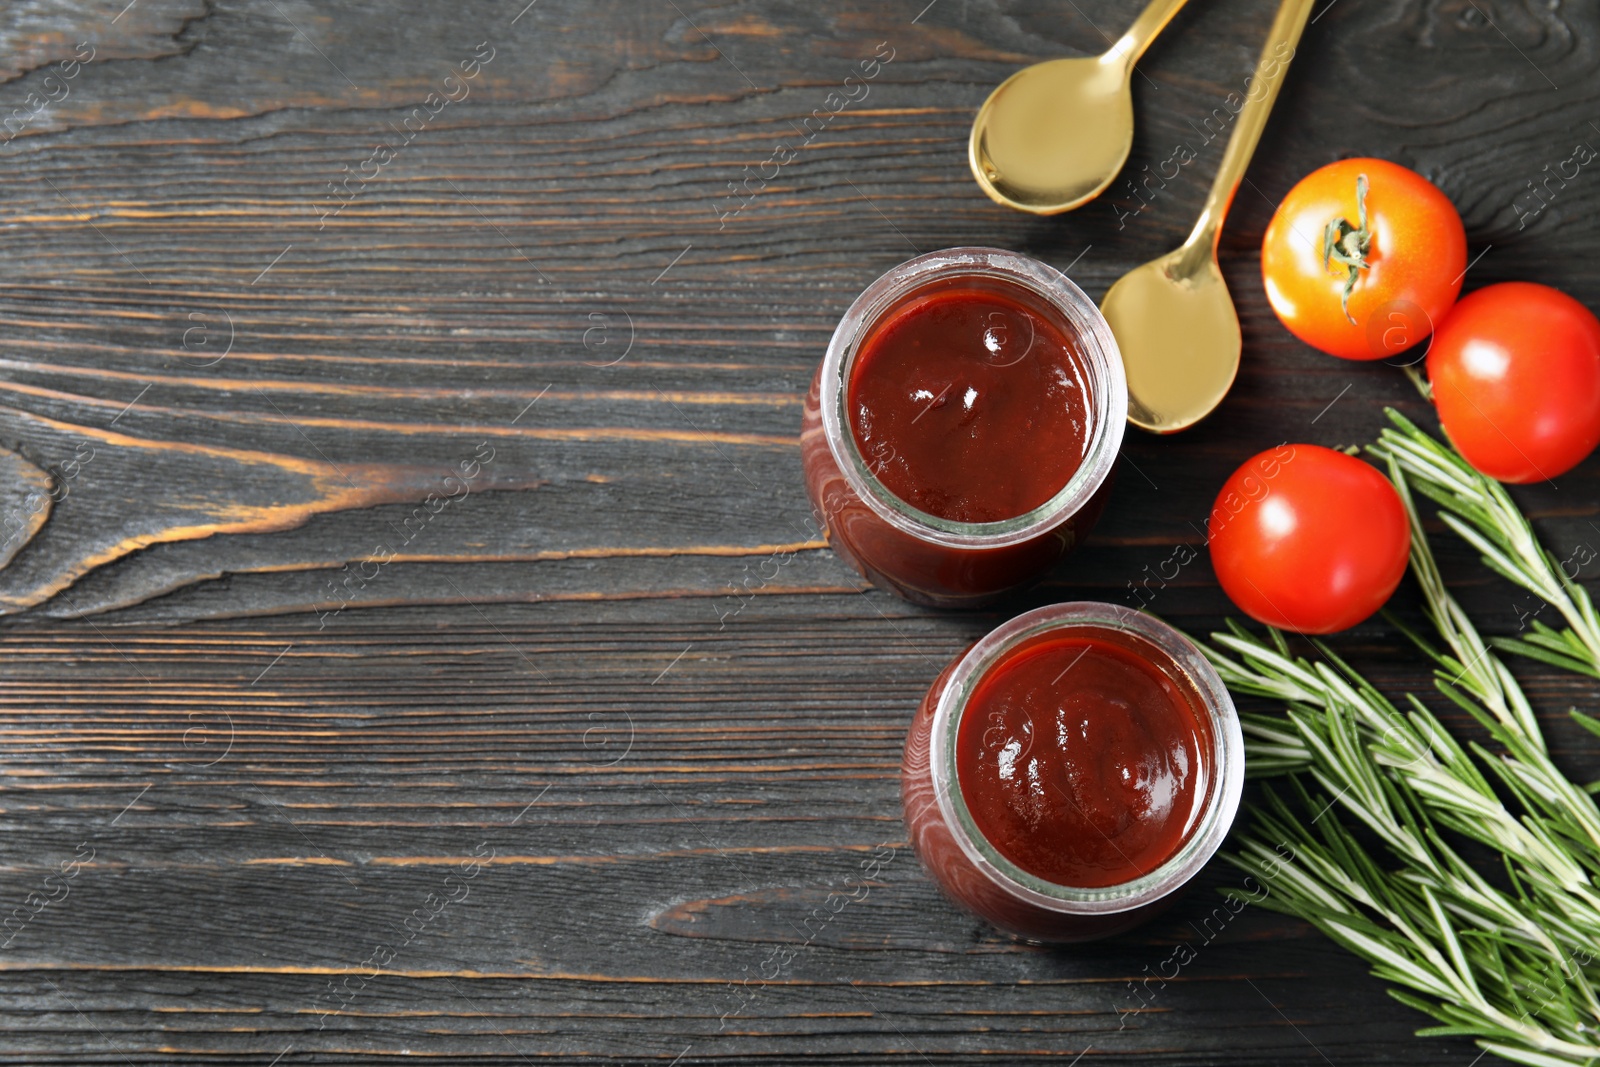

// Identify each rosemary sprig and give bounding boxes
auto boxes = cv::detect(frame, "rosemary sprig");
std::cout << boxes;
[1374,410,1600,792]
[1375,408,1600,685]
[1195,422,1600,1066]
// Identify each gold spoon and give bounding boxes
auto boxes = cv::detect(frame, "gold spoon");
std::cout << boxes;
[1100,0,1316,434]
[969,0,1191,215]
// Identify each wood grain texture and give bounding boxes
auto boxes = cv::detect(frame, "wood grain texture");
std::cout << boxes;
[0,447,51,570]
[2,0,1599,1062]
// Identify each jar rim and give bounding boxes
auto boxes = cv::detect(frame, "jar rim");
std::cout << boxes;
[819,247,1127,549]
[929,601,1244,914]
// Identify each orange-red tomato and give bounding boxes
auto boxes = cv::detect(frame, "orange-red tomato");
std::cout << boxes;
[1209,445,1410,634]
[1427,282,1600,483]
[1261,158,1466,361]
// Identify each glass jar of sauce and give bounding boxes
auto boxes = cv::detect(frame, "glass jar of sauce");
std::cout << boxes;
[801,248,1126,607]
[902,602,1243,943]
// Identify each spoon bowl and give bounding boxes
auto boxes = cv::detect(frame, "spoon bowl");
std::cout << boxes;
[1101,248,1240,433]
[969,0,1189,216]
[970,56,1133,215]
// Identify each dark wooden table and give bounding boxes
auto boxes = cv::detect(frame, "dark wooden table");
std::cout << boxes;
[3,0,1598,1062]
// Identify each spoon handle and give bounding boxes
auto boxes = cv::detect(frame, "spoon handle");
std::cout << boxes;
[1107,0,1190,71]
[1180,0,1316,266]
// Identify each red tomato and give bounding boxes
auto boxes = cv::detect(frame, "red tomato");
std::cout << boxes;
[1426,282,1600,483]
[1261,158,1466,361]
[1209,445,1410,634]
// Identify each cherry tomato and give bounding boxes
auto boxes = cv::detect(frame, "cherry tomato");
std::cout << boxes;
[1261,158,1466,361]
[1426,282,1600,484]
[1209,445,1409,634]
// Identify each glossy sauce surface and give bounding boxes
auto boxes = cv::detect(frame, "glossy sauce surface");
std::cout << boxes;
[848,284,1091,523]
[955,632,1209,889]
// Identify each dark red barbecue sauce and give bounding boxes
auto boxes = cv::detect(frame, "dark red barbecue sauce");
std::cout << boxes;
[848,286,1092,524]
[955,632,1211,889]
